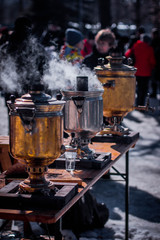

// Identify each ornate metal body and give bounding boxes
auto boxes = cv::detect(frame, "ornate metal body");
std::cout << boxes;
[7,90,65,192]
[61,90,104,157]
[62,90,103,138]
[95,55,137,122]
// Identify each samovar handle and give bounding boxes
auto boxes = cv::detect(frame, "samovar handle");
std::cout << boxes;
[72,96,85,114]
[16,107,36,133]
[102,80,115,88]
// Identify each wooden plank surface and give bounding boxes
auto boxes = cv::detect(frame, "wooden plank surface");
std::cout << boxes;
[47,169,83,185]
[0,136,12,172]
[0,181,78,211]
[0,132,139,224]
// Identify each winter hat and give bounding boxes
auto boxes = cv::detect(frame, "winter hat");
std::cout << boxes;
[65,28,83,46]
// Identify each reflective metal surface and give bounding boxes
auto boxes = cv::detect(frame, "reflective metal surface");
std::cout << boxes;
[95,54,137,120]
[7,90,65,192]
[62,90,104,139]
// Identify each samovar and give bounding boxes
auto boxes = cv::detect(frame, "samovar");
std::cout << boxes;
[7,83,65,193]
[95,52,152,135]
[61,76,104,159]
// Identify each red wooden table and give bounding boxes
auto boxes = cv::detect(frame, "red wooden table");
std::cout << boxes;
[0,132,139,239]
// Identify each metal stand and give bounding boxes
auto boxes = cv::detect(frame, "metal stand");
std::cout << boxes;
[125,151,129,240]
[51,151,130,240]
[110,151,129,240]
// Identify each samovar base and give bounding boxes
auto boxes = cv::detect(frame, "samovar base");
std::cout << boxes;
[19,178,55,194]
[70,136,96,159]
[19,166,55,194]
[100,126,129,136]
[102,116,129,136]
[79,145,95,158]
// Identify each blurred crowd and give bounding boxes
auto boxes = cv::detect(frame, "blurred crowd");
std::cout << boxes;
[0,16,160,106]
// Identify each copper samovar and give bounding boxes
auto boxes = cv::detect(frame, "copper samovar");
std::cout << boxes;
[7,83,65,193]
[95,52,151,135]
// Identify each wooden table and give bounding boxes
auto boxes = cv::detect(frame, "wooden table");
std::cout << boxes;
[0,132,139,239]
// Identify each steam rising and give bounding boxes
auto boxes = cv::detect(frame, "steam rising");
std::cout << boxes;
[44,55,103,92]
[0,56,20,92]
[0,37,49,95]
[0,38,102,95]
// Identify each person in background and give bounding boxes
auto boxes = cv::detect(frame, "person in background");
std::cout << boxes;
[82,28,116,70]
[124,26,146,65]
[59,28,84,137]
[125,34,156,106]
[124,34,137,61]
[135,25,146,41]
[81,31,95,57]
[111,24,129,55]
[150,28,160,98]
[40,22,65,53]
[59,28,84,66]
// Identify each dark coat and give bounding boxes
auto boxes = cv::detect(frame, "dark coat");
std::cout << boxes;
[82,45,110,70]
[125,40,156,77]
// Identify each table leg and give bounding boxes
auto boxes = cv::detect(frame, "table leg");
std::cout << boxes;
[0,219,10,232]
[44,220,62,240]
[23,221,33,238]
[125,151,129,240]
[54,220,62,240]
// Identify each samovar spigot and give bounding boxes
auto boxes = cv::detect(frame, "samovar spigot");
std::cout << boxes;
[134,93,155,112]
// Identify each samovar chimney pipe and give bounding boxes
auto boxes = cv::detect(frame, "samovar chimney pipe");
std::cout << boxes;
[76,76,88,91]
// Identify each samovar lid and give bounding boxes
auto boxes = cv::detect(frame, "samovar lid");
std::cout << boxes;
[61,90,104,98]
[7,86,65,114]
[94,51,137,73]
[14,91,65,105]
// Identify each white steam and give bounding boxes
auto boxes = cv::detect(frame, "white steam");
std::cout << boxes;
[0,36,49,95]
[43,55,103,92]
[0,56,20,92]
[0,40,102,95]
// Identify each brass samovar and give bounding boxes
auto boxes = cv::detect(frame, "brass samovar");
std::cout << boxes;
[7,83,65,193]
[95,52,151,135]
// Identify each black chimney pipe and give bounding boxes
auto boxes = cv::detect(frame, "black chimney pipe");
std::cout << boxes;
[76,76,88,91]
